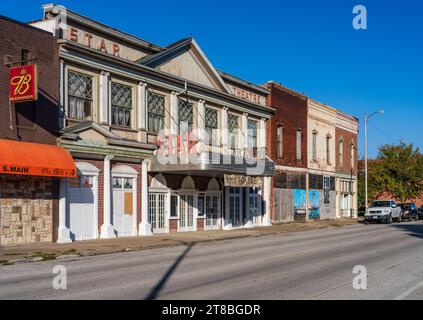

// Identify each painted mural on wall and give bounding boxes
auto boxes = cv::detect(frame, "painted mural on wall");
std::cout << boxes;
[308,190,320,219]
[292,189,321,220]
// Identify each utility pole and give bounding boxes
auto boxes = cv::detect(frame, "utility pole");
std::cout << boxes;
[364,110,384,212]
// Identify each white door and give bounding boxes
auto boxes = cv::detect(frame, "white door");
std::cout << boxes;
[179,194,195,232]
[112,177,135,237]
[249,188,262,226]
[205,195,220,230]
[149,193,167,233]
[229,188,242,227]
[68,175,95,241]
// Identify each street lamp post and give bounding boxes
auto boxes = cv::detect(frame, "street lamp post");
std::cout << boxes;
[364,110,384,212]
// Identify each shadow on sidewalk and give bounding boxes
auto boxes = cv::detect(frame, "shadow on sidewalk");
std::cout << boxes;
[144,243,195,300]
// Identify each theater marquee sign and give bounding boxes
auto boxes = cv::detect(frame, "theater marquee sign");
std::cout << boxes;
[224,174,263,188]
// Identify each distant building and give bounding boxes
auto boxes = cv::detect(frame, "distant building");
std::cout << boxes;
[266,87,358,222]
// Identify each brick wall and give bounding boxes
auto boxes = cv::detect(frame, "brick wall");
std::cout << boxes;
[335,127,358,176]
[0,176,54,246]
[197,218,204,231]
[0,16,59,144]
[265,82,308,168]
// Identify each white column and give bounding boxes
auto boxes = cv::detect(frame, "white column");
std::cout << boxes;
[57,178,72,243]
[241,113,249,152]
[197,99,205,143]
[138,82,147,130]
[221,107,228,154]
[139,159,153,236]
[99,71,110,124]
[101,155,116,238]
[259,118,267,149]
[170,92,179,134]
[262,177,272,226]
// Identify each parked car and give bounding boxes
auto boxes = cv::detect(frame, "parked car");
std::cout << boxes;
[399,203,419,221]
[357,206,366,217]
[364,200,403,224]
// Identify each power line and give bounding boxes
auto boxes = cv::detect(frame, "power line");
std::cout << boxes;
[367,120,397,143]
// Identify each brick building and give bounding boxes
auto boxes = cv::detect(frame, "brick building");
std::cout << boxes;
[264,82,309,222]
[335,111,358,218]
[266,85,359,222]
[0,15,75,246]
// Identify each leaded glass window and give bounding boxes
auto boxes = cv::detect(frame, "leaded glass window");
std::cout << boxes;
[68,71,93,120]
[178,99,193,134]
[205,107,218,145]
[248,119,258,149]
[111,82,132,127]
[228,114,239,151]
[147,92,165,133]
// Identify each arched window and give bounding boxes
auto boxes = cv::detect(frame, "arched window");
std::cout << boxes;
[312,131,318,162]
[151,173,168,189]
[326,135,332,165]
[339,138,344,168]
[276,125,283,159]
[181,176,196,190]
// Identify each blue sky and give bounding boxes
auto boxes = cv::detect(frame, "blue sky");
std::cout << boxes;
[1,0,422,158]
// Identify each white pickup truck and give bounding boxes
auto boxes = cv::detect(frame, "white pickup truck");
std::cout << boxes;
[364,200,403,224]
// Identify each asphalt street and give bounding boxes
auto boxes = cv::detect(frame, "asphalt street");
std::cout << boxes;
[1,221,423,300]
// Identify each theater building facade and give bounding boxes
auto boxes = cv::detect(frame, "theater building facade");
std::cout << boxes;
[31,4,274,242]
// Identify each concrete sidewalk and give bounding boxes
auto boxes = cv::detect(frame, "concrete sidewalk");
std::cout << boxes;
[0,219,360,266]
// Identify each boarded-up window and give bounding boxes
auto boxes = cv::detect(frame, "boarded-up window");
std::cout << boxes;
[124,192,133,215]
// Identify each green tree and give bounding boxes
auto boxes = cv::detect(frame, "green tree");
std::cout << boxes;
[359,141,423,205]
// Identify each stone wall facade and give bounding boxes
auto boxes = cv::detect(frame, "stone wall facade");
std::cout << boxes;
[0,176,54,246]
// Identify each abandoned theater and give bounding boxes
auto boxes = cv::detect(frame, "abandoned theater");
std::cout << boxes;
[0,4,358,246]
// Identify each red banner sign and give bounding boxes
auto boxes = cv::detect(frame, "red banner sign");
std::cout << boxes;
[9,64,38,102]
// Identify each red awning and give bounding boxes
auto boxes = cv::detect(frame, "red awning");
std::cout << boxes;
[0,139,76,178]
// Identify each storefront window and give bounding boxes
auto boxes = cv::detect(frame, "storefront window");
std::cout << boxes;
[147,92,165,133]
[198,195,205,217]
[111,82,132,127]
[170,195,178,217]
[68,71,93,120]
